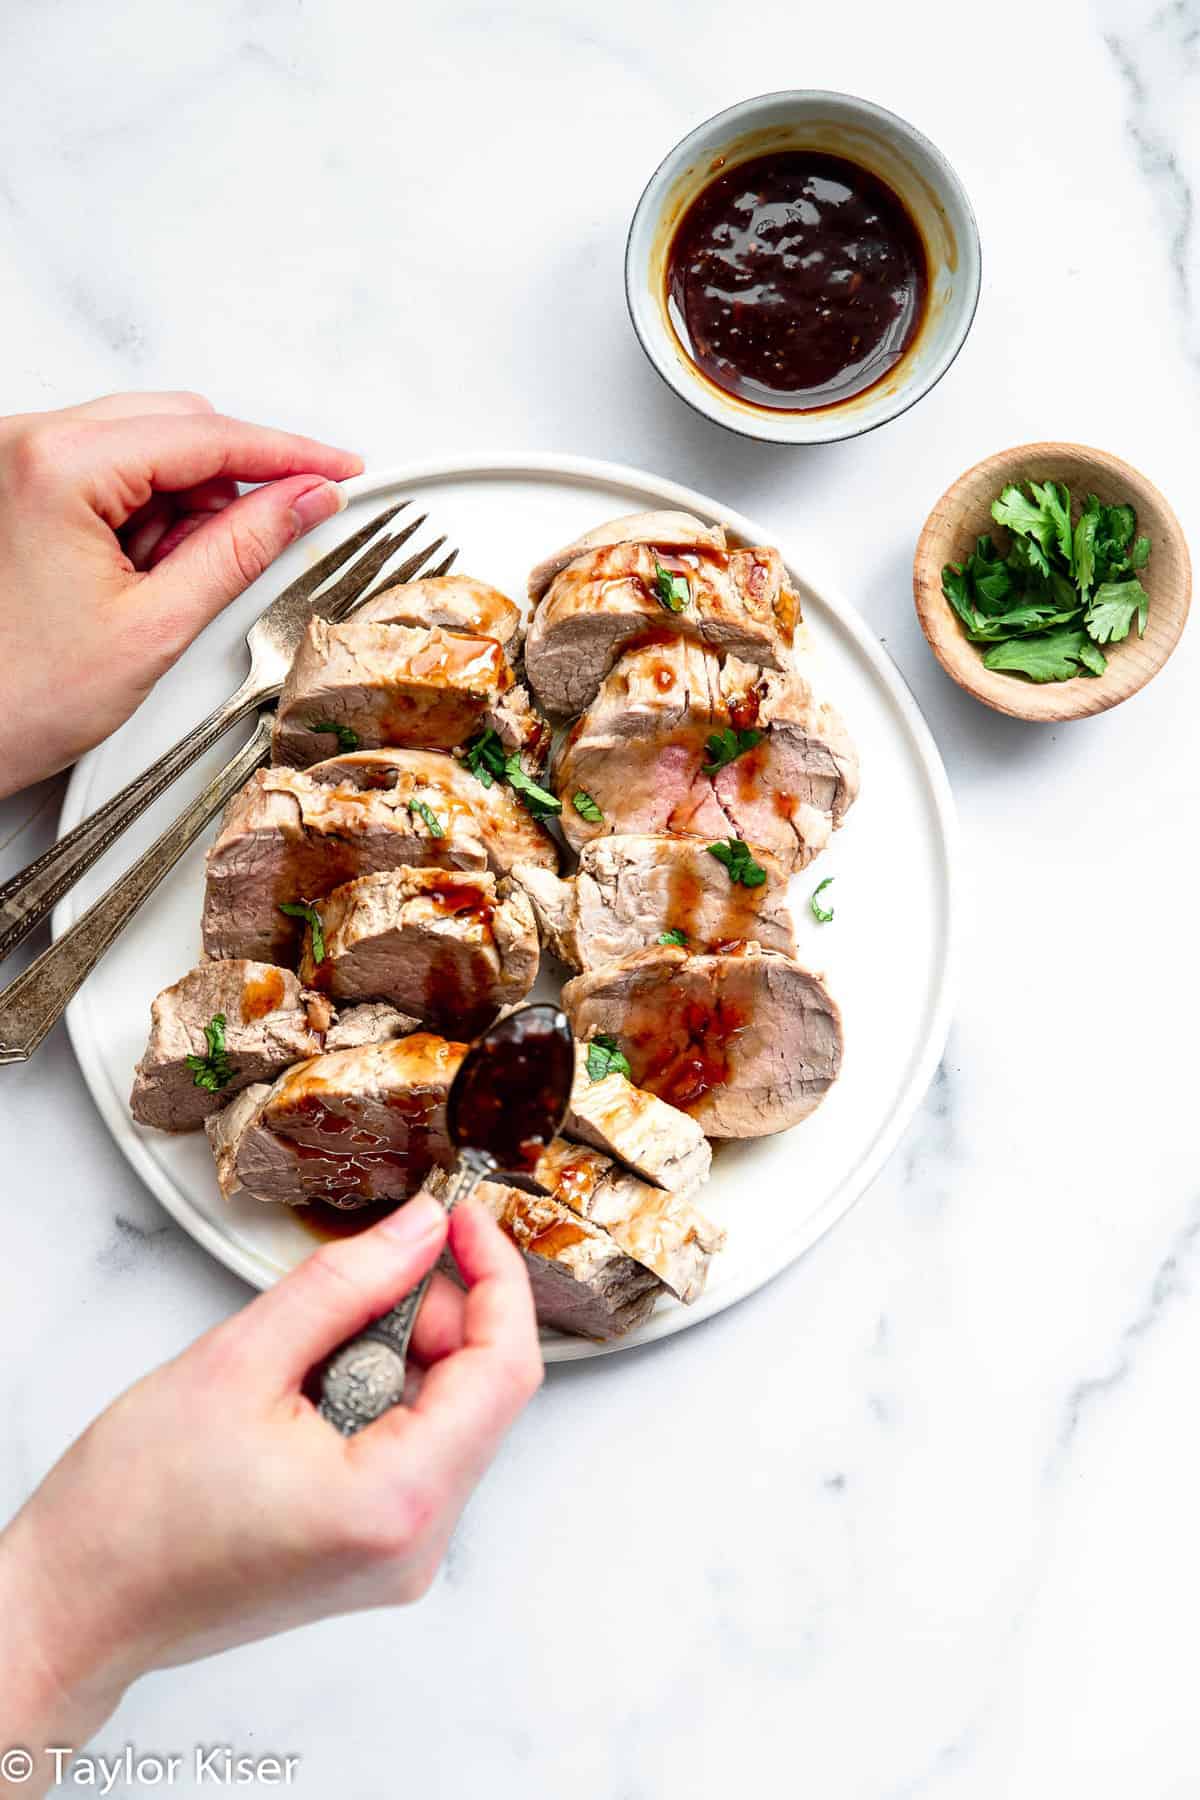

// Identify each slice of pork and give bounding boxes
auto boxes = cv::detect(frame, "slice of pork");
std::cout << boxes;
[527,509,727,603]
[272,619,512,768]
[297,868,539,1037]
[208,1033,465,1208]
[202,765,490,965]
[563,943,842,1137]
[514,1138,721,1303]
[354,574,523,653]
[474,1182,661,1340]
[207,1084,272,1198]
[514,832,796,970]
[564,1044,711,1192]
[526,541,796,718]
[554,639,858,871]
[323,1001,421,1051]
[307,748,560,876]
[130,961,323,1132]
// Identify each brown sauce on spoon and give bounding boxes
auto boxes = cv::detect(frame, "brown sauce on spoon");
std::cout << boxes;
[667,149,927,412]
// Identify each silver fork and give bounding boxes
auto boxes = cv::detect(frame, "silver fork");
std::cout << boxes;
[0,529,460,1065]
[0,500,441,969]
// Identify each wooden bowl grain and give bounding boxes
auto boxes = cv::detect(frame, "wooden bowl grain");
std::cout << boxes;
[913,442,1191,721]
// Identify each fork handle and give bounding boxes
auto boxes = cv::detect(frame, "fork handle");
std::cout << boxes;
[0,673,269,971]
[0,716,272,1065]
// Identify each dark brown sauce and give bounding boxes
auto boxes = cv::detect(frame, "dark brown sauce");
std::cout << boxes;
[624,990,746,1113]
[667,150,927,412]
[447,1006,574,1173]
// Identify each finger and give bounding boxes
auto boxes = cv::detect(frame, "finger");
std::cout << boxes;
[408,1272,468,1366]
[121,478,241,570]
[136,473,348,652]
[224,1194,449,1396]
[121,495,176,570]
[60,412,362,524]
[359,1204,541,1479]
[58,390,216,422]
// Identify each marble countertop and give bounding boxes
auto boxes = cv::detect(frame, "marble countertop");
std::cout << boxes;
[2,0,1198,1792]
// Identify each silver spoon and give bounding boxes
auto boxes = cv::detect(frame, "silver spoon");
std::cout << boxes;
[316,1004,575,1435]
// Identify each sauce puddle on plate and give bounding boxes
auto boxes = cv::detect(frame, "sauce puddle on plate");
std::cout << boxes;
[666,149,927,413]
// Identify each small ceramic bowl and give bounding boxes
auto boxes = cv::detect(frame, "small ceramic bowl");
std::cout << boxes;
[625,89,981,445]
[913,442,1191,722]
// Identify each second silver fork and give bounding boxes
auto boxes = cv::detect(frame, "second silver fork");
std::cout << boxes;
[0,499,446,968]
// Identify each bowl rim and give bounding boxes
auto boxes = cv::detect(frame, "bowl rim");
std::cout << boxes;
[624,87,983,447]
[912,438,1193,722]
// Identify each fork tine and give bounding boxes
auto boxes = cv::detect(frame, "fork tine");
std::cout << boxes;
[281,500,408,606]
[426,548,459,577]
[349,535,452,615]
[314,513,428,621]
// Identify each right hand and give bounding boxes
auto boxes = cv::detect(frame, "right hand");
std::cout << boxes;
[0,1198,543,1790]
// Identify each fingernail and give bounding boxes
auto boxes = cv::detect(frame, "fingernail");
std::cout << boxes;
[289,479,346,535]
[379,1194,446,1245]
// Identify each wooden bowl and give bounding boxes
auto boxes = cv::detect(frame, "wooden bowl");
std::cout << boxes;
[913,442,1191,721]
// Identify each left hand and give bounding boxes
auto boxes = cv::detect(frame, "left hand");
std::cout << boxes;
[0,390,363,796]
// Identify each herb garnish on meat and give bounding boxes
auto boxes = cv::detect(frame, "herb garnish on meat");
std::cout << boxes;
[279,900,326,963]
[503,755,562,819]
[462,729,562,819]
[307,719,359,751]
[186,1013,235,1093]
[652,559,691,613]
[810,878,835,923]
[707,837,767,888]
[572,790,604,823]
[658,927,688,947]
[702,727,763,776]
[463,727,507,788]
[941,481,1152,683]
[407,797,445,837]
[586,1034,631,1082]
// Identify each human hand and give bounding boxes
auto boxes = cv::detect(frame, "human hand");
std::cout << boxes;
[0,391,363,797]
[0,1198,542,1786]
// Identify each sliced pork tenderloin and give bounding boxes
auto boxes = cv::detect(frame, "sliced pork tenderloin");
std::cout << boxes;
[527,509,727,604]
[354,574,523,653]
[323,1001,421,1051]
[521,1139,721,1304]
[563,943,842,1137]
[297,868,539,1037]
[272,619,514,768]
[474,1182,662,1340]
[202,764,490,965]
[208,1033,466,1208]
[207,1084,272,1199]
[513,832,796,970]
[130,961,324,1132]
[307,748,560,876]
[564,1044,711,1192]
[554,638,857,871]
[526,539,796,718]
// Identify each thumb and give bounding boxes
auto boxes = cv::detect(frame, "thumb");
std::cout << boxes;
[140,472,347,654]
[227,1193,449,1397]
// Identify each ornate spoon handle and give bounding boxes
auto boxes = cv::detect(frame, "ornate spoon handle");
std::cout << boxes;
[0,716,272,1065]
[317,1153,493,1437]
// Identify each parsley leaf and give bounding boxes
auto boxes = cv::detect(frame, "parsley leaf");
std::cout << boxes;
[652,558,691,613]
[586,1034,631,1082]
[186,1012,236,1093]
[707,837,768,888]
[981,629,1105,683]
[1072,495,1101,603]
[657,927,688,947]
[572,790,604,824]
[279,900,326,963]
[462,728,507,789]
[307,719,359,751]
[810,877,835,923]
[701,726,763,776]
[504,754,562,818]
[1084,580,1149,646]
[992,481,1071,573]
[407,797,445,837]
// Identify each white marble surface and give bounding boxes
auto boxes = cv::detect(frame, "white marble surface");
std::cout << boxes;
[2,0,1198,1792]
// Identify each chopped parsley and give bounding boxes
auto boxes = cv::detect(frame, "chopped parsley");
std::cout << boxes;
[701,726,763,776]
[572,790,604,824]
[810,878,835,923]
[707,837,767,888]
[463,727,507,788]
[462,728,562,820]
[279,900,326,964]
[657,927,688,947]
[652,558,691,613]
[504,754,561,819]
[941,482,1152,683]
[586,1034,631,1082]
[307,719,359,751]
[186,1013,235,1093]
[407,797,445,837]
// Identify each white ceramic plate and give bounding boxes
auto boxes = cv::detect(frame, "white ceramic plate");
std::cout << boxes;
[57,454,956,1361]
